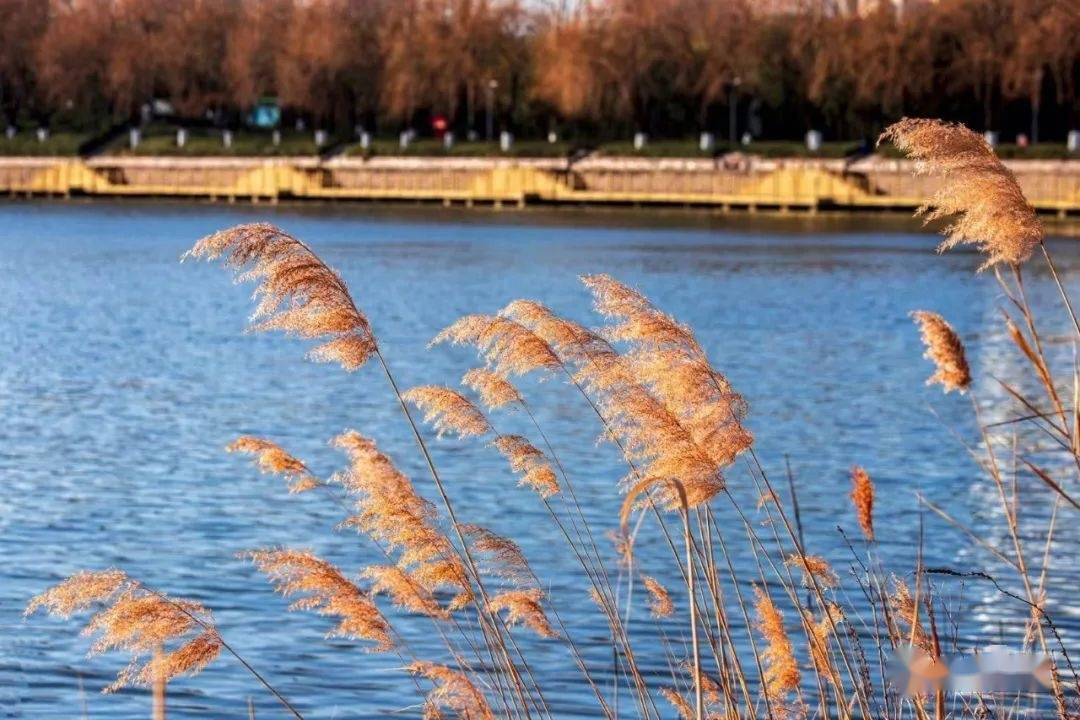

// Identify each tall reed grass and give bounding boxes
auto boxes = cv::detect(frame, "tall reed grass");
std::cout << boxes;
[26,118,1079,719]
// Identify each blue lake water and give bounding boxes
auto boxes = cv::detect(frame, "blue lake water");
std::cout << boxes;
[0,201,1076,718]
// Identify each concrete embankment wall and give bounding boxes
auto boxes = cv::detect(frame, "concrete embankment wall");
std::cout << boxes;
[1,156,1077,215]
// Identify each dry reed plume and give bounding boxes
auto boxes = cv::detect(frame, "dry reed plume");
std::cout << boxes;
[889,578,932,652]
[27,571,222,692]
[753,586,800,714]
[642,575,674,618]
[879,118,1042,270]
[403,385,493,439]
[459,523,531,582]
[246,548,393,651]
[461,367,524,410]
[410,661,495,720]
[363,565,449,619]
[487,589,558,638]
[660,686,696,720]
[184,223,376,370]
[850,466,875,542]
[911,311,971,393]
[493,434,560,498]
[227,436,321,494]
[331,430,471,612]
[432,314,561,377]
[804,602,844,674]
[786,553,839,589]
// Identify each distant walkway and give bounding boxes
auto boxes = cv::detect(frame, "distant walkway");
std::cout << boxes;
[1,156,1078,216]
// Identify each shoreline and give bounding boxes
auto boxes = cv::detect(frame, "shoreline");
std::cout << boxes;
[2,155,1078,217]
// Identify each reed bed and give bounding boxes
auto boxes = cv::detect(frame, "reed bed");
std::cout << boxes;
[26,118,1080,719]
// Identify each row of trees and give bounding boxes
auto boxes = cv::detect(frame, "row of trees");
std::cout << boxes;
[0,0,1077,142]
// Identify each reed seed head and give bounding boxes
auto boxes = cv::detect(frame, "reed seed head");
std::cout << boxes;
[26,569,128,618]
[850,466,875,541]
[410,661,494,720]
[459,523,531,582]
[403,385,492,439]
[363,565,448,619]
[432,314,561,377]
[28,571,223,693]
[246,548,393,651]
[880,119,1042,270]
[785,553,839,589]
[642,575,674,618]
[754,586,800,709]
[461,368,523,410]
[185,223,376,370]
[227,436,321,494]
[493,434,560,498]
[660,687,694,720]
[912,311,971,393]
[889,578,932,651]
[487,589,558,639]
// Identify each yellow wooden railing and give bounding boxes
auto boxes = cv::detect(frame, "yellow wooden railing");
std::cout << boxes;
[1,157,1077,214]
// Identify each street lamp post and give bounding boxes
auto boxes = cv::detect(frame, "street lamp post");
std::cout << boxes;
[486,79,498,142]
[728,76,742,146]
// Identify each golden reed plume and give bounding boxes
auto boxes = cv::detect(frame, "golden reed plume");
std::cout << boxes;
[432,314,561,377]
[879,118,1042,270]
[493,434,560,498]
[804,602,845,674]
[184,223,376,370]
[363,565,449,619]
[462,368,524,410]
[785,553,839,589]
[581,274,753,468]
[753,587,800,713]
[889,578,932,652]
[459,523,531,582]
[331,431,471,611]
[487,589,558,639]
[27,570,222,692]
[410,661,495,720]
[227,436,320,494]
[659,687,695,720]
[680,658,723,706]
[912,311,971,393]
[850,466,875,541]
[642,575,674,618]
[403,385,492,439]
[246,548,393,651]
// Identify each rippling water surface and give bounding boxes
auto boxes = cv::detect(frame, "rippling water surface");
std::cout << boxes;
[1,201,1077,718]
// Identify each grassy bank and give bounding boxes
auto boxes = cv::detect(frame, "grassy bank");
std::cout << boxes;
[3,125,1078,160]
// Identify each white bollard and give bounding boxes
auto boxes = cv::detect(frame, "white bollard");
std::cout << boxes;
[36,127,48,143]
[1067,130,1079,153]
[314,129,327,147]
[176,128,187,148]
[360,131,371,150]
[443,132,454,150]
[633,132,647,150]
[272,129,281,147]
[129,128,141,149]
[5,126,16,140]
[547,131,558,144]
[222,130,233,149]
[499,131,513,152]
[399,130,412,149]
[741,132,752,146]
[805,129,822,152]
[699,132,714,152]
[983,130,998,148]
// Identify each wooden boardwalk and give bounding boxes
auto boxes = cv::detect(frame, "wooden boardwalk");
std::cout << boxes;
[2,156,1078,215]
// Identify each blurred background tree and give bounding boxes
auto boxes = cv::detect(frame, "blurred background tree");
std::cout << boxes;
[5,0,1078,145]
